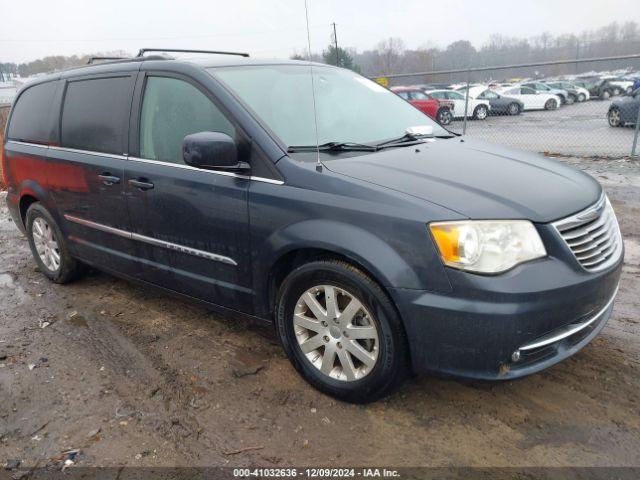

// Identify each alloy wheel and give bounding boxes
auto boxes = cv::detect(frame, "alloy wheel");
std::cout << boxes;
[293,285,379,381]
[475,106,488,119]
[608,109,621,127]
[32,217,61,272]
[508,103,519,115]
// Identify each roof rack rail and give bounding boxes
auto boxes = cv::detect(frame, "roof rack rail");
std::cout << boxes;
[136,48,249,58]
[87,56,131,64]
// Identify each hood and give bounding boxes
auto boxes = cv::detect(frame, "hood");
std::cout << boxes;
[613,95,637,106]
[323,138,601,223]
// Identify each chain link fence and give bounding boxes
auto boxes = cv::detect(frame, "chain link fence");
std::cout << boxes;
[379,54,640,158]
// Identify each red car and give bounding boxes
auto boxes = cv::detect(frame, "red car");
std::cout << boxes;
[390,86,454,125]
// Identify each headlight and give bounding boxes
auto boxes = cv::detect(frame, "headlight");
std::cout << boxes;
[429,220,547,273]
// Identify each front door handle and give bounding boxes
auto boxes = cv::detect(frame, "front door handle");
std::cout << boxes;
[98,173,121,186]
[129,178,155,191]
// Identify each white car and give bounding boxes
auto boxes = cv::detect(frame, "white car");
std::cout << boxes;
[497,85,561,111]
[424,89,491,119]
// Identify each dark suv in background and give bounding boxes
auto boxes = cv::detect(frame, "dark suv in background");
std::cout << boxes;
[2,50,623,402]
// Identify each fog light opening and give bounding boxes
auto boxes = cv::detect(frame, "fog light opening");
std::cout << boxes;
[511,350,521,362]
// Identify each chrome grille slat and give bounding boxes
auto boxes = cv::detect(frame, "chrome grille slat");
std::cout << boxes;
[572,232,613,254]
[553,195,623,272]
[575,237,616,260]
[559,212,610,239]
[566,225,610,247]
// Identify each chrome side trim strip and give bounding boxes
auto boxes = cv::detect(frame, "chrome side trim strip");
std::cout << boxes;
[63,214,238,266]
[6,141,284,185]
[127,156,284,185]
[49,145,128,160]
[6,140,49,150]
[519,284,619,351]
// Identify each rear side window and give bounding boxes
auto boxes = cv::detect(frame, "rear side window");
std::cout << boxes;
[139,76,235,164]
[7,81,58,143]
[61,76,132,155]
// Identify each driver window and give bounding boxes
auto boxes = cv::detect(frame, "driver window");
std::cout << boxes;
[140,76,235,164]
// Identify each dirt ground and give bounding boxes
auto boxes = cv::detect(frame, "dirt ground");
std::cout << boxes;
[0,157,639,470]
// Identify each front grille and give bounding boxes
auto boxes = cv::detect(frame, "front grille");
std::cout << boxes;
[553,194,623,272]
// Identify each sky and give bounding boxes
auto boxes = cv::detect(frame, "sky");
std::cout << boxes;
[0,0,636,64]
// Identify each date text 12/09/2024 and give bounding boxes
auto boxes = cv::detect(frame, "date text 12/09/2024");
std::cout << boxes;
[233,468,401,478]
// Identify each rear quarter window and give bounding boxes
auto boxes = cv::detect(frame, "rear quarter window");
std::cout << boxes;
[7,81,59,144]
[61,76,133,155]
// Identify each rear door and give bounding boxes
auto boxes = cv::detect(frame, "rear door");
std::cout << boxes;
[124,72,253,312]
[47,73,138,276]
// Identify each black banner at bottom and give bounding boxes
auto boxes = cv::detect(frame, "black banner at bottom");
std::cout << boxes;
[1,467,640,480]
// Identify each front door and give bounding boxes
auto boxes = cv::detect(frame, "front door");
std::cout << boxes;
[48,74,138,277]
[124,73,253,313]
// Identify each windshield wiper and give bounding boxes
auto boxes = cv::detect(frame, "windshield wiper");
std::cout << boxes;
[375,132,456,150]
[288,141,378,153]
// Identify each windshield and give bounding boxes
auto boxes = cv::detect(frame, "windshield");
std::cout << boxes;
[209,64,449,147]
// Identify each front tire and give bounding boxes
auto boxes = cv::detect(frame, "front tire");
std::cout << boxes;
[577,93,586,102]
[608,107,621,127]
[473,104,488,120]
[544,99,558,110]
[26,203,82,283]
[436,107,453,125]
[566,94,576,105]
[508,103,521,115]
[602,90,611,100]
[275,260,409,403]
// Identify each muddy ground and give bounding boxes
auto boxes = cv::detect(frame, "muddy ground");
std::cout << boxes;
[0,157,639,470]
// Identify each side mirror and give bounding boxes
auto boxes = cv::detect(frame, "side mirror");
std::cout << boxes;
[182,132,249,171]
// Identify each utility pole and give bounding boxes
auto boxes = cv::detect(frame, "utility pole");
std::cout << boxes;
[332,22,339,67]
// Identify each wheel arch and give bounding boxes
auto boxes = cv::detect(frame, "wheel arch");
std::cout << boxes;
[260,219,429,317]
[19,193,39,228]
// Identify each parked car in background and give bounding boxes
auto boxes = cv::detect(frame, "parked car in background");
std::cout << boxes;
[464,86,524,115]
[522,82,572,104]
[424,89,491,119]
[498,85,561,111]
[604,76,635,95]
[580,78,617,100]
[547,81,590,102]
[608,88,640,127]
[390,87,454,125]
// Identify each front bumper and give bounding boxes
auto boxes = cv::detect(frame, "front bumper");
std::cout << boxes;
[390,252,622,380]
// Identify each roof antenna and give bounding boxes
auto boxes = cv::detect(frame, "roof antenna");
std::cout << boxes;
[304,0,322,172]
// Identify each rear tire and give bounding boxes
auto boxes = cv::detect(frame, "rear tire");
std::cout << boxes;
[577,93,586,102]
[275,259,409,403]
[508,103,521,115]
[602,90,611,100]
[473,104,488,120]
[566,94,576,105]
[26,203,82,284]
[544,99,558,110]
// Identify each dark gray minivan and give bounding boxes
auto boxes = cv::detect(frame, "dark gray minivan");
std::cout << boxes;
[2,51,623,402]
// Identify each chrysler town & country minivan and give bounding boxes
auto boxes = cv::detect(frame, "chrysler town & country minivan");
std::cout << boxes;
[2,50,623,402]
